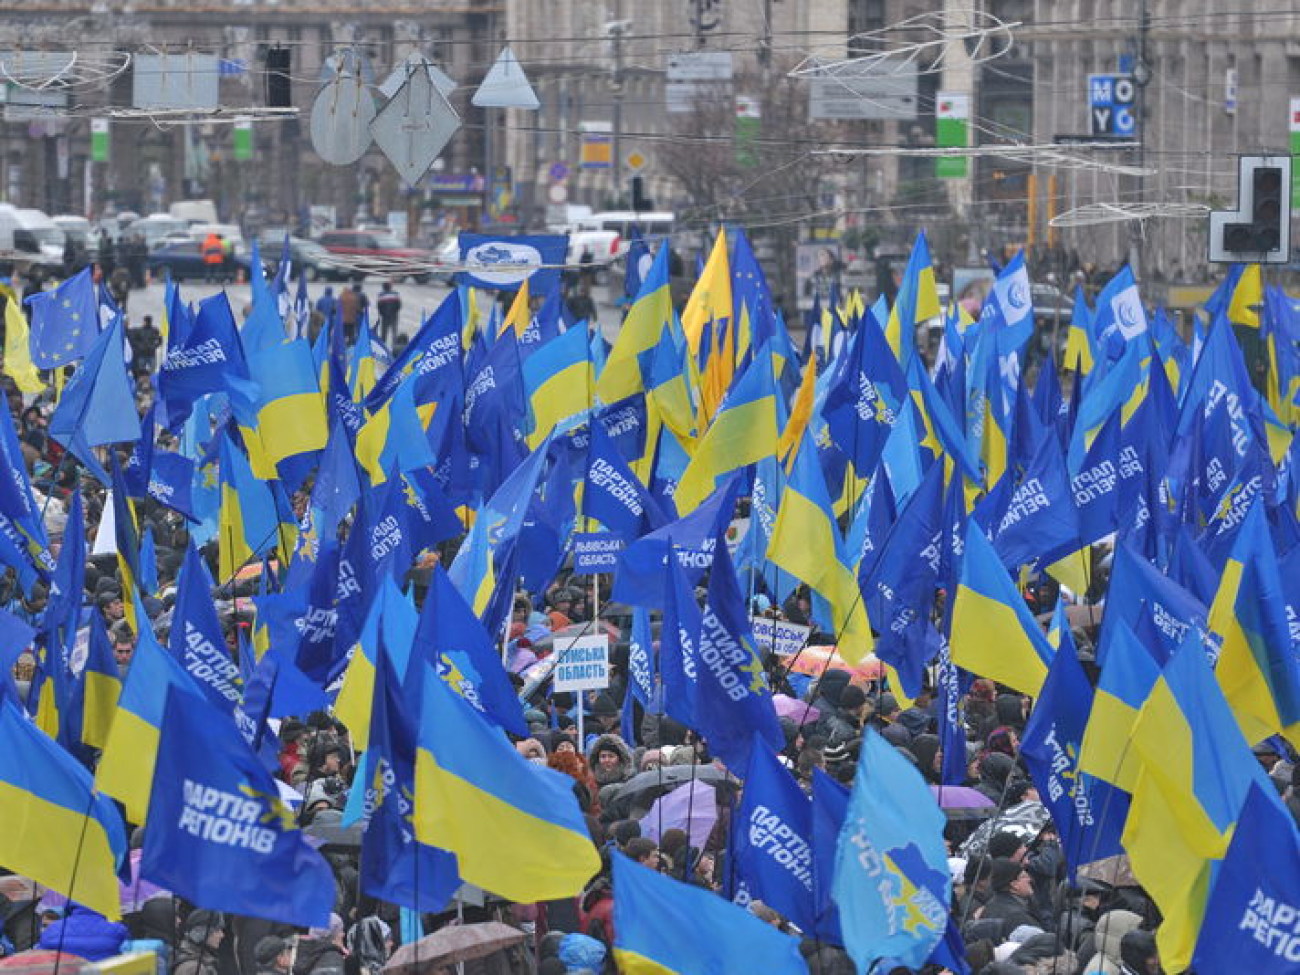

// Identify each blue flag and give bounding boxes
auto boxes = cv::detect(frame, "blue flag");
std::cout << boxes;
[833,728,950,971]
[731,740,816,932]
[810,768,850,944]
[169,543,241,713]
[688,536,785,771]
[360,642,461,912]
[414,565,527,737]
[583,420,666,543]
[26,267,100,367]
[1194,782,1300,973]
[1019,613,1128,875]
[140,686,335,927]
[48,313,141,449]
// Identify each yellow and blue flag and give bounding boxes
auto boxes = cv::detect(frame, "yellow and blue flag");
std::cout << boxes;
[597,243,673,406]
[948,520,1053,695]
[768,431,874,664]
[354,377,437,487]
[674,347,778,513]
[96,624,206,823]
[1207,500,1300,748]
[1193,782,1300,973]
[237,339,329,478]
[1123,631,1275,971]
[140,686,335,926]
[1,283,44,392]
[832,727,950,971]
[1019,608,1129,875]
[0,697,126,919]
[217,430,287,581]
[79,613,122,752]
[681,228,732,358]
[523,324,593,447]
[1077,616,1161,792]
[612,850,806,974]
[412,659,599,902]
[884,231,941,367]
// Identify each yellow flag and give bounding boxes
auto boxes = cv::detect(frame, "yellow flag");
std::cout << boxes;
[501,279,531,338]
[681,230,732,356]
[777,355,817,464]
[1,286,44,393]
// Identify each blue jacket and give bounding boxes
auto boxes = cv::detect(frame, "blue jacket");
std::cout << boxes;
[39,905,128,961]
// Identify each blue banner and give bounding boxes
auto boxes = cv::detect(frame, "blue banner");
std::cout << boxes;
[457,233,568,294]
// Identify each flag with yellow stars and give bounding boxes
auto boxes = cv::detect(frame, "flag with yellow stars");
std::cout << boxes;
[25,266,100,368]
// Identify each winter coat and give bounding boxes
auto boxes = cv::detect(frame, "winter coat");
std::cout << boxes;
[1080,910,1143,975]
[586,734,636,788]
[294,938,346,975]
[979,891,1039,937]
[39,905,128,961]
[172,942,221,975]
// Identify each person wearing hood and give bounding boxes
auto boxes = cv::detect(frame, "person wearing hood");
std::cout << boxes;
[254,936,295,975]
[587,733,635,789]
[1078,910,1144,974]
[344,918,391,975]
[173,910,226,975]
[1119,929,1161,975]
[37,904,128,962]
[294,914,346,975]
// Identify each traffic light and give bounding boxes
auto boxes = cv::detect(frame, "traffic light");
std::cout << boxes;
[1210,156,1291,264]
[631,175,653,213]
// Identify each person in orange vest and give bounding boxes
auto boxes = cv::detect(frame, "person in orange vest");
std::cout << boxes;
[201,232,225,282]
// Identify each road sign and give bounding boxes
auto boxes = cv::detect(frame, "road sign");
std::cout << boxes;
[807,59,918,120]
[625,150,647,172]
[1088,74,1137,138]
[548,183,568,203]
[548,162,569,183]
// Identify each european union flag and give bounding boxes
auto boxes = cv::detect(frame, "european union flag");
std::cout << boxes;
[141,687,335,927]
[26,266,100,367]
[48,313,141,449]
[1194,782,1300,973]
[833,728,950,972]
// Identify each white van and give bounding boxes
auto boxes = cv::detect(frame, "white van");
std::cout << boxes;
[574,210,675,247]
[169,199,219,226]
[0,204,41,263]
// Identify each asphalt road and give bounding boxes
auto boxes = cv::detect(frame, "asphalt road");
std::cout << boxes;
[121,275,626,346]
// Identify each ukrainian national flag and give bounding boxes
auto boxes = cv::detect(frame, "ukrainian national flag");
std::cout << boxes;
[884,231,941,367]
[110,458,143,633]
[413,661,599,902]
[611,851,806,974]
[681,229,732,358]
[768,432,873,664]
[1,283,44,393]
[1226,263,1262,329]
[1078,617,1161,792]
[218,432,285,582]
[949,520,1053,696]
[96,628,205,823]
[239,339,329,478]
[80,614,121,750]
[354,377,436,486]
[0,698,126,919]
[523,324,593,448]
[597,244,672,405]
[673,349,778,513]
[1123,633,1274,971]
[1207,501,1300,748]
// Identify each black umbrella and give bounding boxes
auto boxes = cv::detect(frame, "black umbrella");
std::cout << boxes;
[606,764,739,817]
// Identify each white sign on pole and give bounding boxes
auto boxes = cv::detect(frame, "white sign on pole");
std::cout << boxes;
[552,634,611,692]
[807,60,919,120]
[750,617,811,657]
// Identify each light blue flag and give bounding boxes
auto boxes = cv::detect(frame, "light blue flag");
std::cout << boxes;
[833,728,950,971]
[48,313,141,448]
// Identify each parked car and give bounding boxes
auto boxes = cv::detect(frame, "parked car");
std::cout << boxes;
[145,240,251,281]
[257,235,336,281]
[317,229,433,283]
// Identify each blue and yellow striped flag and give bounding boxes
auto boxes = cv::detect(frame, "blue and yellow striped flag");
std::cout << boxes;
[523,324,593,448]
[597,244,672,405]
[949,519,1053,696]
[1,698,126,919]
[413,661,599,902]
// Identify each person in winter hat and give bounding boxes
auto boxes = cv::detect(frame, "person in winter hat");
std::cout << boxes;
[294,914,345,975]
[173,910,226,975]
[1080,910,1144,975]
[557,932,606,973]
[344,918,392,975]
[586,733,635,788]
[255,936,294,975]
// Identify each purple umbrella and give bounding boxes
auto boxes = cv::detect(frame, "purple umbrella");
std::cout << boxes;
[930,784,996,809]
[640,780,717,850]
[772,694,820,724]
